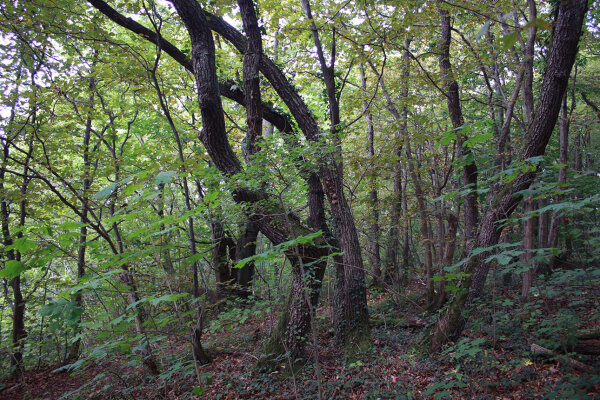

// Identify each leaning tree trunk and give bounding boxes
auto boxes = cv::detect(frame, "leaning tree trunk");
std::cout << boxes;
[169,0,331,366]
[415,0,588,353]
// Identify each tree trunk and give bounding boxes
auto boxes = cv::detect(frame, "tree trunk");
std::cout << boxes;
[235,221,259,296]
[547,91,570,269]
[434,213,458,309]
[521,197,535,297]
[68,77,94,362]
[359,59,381,285]
[169,0,331,365]
[301,0,370,352]
[415,0,588,353]
[438,8,479,247]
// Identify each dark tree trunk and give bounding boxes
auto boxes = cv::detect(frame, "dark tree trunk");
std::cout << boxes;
[438,8,479,247]
[301,0,370,351]
[211,220,234,298]
[359,60,381,285]
[416,0,588,353]
[169,0,330,365]
[235,221,259,295]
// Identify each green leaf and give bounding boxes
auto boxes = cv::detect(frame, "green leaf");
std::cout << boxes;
[192,386,205,395]
[94,183,118,200]
[11,237,37,253]
[500,31,518,50]
[0,260,26,278]
[154,171,177,185]
[475,21,491,41]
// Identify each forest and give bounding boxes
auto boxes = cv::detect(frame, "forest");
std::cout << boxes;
[0,0,599,398]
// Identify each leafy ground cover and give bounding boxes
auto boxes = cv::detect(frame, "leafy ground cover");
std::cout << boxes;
[2,272,598,400]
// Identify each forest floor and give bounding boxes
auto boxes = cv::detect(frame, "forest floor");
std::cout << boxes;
[2,276,599,399]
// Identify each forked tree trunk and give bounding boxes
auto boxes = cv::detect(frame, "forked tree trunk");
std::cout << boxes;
[301,0,370,352]
[169,0,331,366]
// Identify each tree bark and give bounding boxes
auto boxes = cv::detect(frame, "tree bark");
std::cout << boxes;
[359,59,381,285]
[438,8,479,247]
[416,0,588,353]
[301,0,370,351]
[169,0,330,365]
[521,196,535,297]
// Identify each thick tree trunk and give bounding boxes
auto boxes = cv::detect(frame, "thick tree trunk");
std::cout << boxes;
[301,0,370,351]
[416,0,588,353]
[169,0,331,366]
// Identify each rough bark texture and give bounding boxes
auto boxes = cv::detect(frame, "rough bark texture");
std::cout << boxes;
[235,221,260,293]
[301,0,370,351]
[416,0,588,353]
[438,9,479,246]
[169,0,330,365]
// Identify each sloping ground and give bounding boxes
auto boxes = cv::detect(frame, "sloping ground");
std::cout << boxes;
[2,275,599,399]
